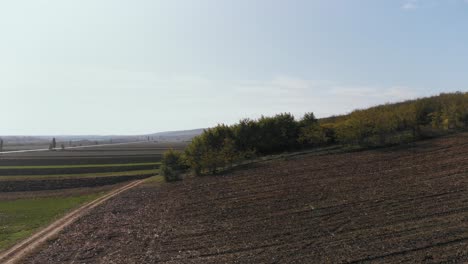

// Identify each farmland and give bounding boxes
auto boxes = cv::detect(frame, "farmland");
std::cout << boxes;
[0,141,186,252]
[22,133,468,263]
[0,193,103,250]
[0,142,185,192]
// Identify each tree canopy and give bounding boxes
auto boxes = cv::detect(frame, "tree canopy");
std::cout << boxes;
[178,92,468,176]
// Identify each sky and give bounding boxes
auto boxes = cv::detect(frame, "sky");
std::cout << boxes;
[1,0,467,135]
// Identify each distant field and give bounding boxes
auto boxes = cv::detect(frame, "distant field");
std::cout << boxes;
[0,174,156,192]
[0,142,176,185]
[0,141,185,253]
[0,164,160,176]
[0,169,158,181]
[1,141,187,155]
[0,192,103,251]
[0,162,160,170]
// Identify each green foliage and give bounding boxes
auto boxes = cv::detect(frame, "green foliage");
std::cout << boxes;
[186,113,302,175]
[183,92,468,176]
[299,112,318,127]
[327,92,468,146]
[160,149,188,182]
[232,119,259,153]
[0,193,102,250]
[298,125,326,146]
[185,125,240,175]
[255,113,299,154]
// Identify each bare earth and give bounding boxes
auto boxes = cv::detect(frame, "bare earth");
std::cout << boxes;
[23,133,468,263]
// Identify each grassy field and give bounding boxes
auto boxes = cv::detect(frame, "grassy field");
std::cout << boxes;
[143,175,165,184]
[0,176,166,252]
[0,192,103,251]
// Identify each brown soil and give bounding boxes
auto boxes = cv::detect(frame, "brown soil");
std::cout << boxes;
[23,133,468,263]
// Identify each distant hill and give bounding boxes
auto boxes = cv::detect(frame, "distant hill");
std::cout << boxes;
[0,129,205,145]
[147,128,204,142]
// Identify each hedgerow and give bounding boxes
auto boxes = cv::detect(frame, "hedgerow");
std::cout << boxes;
[175,92,468,176]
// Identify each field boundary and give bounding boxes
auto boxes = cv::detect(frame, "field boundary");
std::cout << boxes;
[0,179,145,264]
[0,141,152,155]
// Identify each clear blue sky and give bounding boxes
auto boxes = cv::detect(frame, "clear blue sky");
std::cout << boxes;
[1,0,467,135]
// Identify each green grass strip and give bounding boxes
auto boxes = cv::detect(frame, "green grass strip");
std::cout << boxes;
[0,162,161,170]
[0,169,159,181]
[0,193,103,251]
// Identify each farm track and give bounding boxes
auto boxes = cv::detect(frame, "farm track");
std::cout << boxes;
[0,179,145,264]
[24,133,468,263]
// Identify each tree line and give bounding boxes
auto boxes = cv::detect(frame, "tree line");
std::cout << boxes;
[161,92,468,181]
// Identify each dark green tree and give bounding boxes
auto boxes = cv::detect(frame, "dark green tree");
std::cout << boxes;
[161,149,188,182]
[299,112,318,127]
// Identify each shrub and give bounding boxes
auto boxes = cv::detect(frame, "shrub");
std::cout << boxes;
[184,127,240,175]
[160,149,188,182]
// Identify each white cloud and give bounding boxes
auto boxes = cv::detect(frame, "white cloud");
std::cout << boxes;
[0,64,427,134]
[402,0,468,10]
[222,76,424,118]
[402,0,419,10]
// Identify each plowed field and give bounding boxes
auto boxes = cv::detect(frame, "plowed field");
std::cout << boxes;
[24,133,468,263]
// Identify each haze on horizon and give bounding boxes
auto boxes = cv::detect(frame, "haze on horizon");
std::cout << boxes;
[1,0,467,135]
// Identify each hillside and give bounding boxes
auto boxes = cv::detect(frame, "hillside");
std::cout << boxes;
[148,128,204,142]
[24,133,468,263]
[178,92,468,178]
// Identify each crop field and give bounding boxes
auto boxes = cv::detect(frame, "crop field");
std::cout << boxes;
[22,133,468,263]
[0,142,187,164]
[0,142,186,192]
[0,193,103,250]
[0,141,186,253]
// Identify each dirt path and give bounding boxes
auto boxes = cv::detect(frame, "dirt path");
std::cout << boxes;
[0,179,145,264]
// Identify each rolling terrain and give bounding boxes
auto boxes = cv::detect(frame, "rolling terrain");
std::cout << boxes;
[0,141,185,253]
[22,133,468,263]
